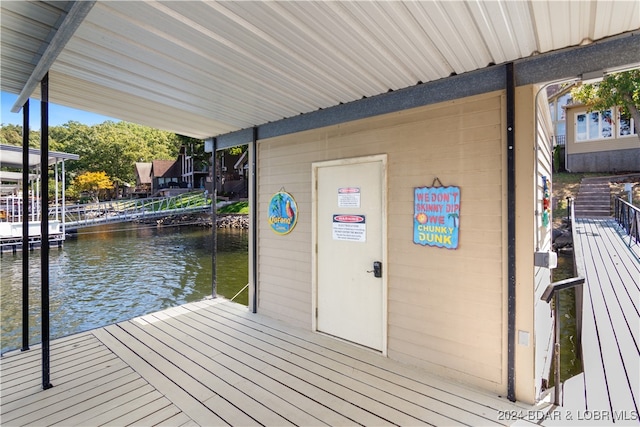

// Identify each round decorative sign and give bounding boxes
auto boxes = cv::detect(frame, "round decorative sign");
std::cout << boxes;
[268,191,298,235]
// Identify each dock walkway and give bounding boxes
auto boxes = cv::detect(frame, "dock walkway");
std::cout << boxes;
[1,299,538,426]
[560,217,639,424]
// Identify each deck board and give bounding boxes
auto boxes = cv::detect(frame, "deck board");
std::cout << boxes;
[571,218,639,420]
[2,299,543,427]
[181,301,498,425]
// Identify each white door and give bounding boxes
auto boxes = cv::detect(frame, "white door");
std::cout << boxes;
[314,155,386,351]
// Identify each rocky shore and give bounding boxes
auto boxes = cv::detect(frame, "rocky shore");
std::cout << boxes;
[138,212,249,229]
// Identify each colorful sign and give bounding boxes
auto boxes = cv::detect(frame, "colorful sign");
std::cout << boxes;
[268,191,298,235]
[414,186,460,249]
[332,214,366,242]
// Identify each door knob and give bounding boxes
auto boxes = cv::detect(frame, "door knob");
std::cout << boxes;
[367,261,382,278]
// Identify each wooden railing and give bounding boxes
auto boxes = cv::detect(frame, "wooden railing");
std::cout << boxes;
[614,197,639,249]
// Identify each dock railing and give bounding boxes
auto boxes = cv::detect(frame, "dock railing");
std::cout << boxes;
[540,196,584,406]
[614,196,639,249]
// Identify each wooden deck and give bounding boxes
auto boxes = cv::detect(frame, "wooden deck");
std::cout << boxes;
[1,299,543,426]
[559,218,639,425]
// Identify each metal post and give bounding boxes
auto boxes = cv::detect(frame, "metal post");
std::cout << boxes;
[40,72,53,390]
[506,62,517,402]
[553,291,561,406]
[54,160,59,220]
[251,127,258,313]
[62,161,66,236]
[21,99,30,352]
[211,138,217,299]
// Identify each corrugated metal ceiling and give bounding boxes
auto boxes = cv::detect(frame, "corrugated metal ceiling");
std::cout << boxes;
[1,1,639,140]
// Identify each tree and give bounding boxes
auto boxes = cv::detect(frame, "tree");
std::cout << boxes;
[0,124,41,147]
[571,69,640,141]
[72,171,113,202]
[50,120,183,194]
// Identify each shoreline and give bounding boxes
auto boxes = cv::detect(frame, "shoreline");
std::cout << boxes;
[138,212,249,229]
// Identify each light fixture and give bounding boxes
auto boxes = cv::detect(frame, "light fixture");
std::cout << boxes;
[580,70,604,84]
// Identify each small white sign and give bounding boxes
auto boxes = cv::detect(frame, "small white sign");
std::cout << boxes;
[338,187,361,208]
[332,214,366,242]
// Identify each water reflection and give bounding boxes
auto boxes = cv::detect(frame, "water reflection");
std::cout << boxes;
[1,223,248,353]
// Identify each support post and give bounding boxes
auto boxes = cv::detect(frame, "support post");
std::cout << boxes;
[62,161,66,235]
[211,138,217,299]
[40,73,53,390]
[21,99,30,352]
[251,127,258,313]
[506,62,517,402]
[553,292,561,406]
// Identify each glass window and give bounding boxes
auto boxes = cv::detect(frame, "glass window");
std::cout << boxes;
[588,112,599,138]
[576,109,614,141]
[576,113,587,141]
[602,110,613,138]
[558,94,572,120]
[619,111,636,136]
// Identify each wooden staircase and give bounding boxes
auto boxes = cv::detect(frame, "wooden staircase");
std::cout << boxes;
[573,177,611,218]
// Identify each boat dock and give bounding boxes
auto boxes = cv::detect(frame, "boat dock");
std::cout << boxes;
[1,299,540,427]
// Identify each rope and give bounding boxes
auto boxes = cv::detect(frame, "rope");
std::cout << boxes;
[230,283,249,301]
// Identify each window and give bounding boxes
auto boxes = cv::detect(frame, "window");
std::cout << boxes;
[576,109,614,141]
[619,111,637,137]
[557,94,572,121]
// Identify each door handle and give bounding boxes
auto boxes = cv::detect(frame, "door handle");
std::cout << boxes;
[367,261,382,278]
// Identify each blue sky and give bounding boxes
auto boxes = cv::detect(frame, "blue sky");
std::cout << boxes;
[1,91,118,129]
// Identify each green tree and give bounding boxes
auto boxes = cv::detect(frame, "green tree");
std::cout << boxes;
[50,120,183,194]
[0,124,41,147]
[571,69,640,141]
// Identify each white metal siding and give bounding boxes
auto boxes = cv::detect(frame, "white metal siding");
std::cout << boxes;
[2,1,638,139]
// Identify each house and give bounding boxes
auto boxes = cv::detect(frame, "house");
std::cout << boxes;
[547,84,575,148]
[564,103,639,172]
[219,149,248,198]
[179,145,209,192]
[148,147,211,196]
[150,159,183,196]
[133,162,152,198]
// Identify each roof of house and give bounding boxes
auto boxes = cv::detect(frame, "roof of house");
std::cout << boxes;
[151,160,180,178]
[134,162,152,184]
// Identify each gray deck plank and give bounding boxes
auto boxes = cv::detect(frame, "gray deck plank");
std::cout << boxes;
[115,319,297,426]
[3,373,144,426]
[158,305,423,425]
[573,218,640,418]
[98,394,179,426]
[1,360,131,415]
[202,299,527,414]
[130,314,331,426]
[1,299,542,427]
[177,301,491,426]
[142,307,393,426]
[91,326,226,427]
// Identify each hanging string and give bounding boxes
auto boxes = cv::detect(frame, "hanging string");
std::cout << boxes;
[431,177,443,187]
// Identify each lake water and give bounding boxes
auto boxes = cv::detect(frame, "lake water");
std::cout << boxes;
[0,222,248,354]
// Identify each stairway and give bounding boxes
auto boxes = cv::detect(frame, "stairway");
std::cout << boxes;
[573,177,611,217]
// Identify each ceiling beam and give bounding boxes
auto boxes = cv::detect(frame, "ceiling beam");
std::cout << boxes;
[11,1,96,113]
